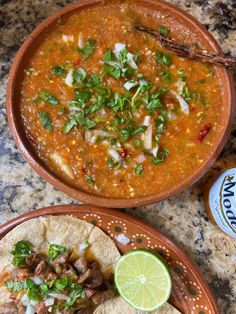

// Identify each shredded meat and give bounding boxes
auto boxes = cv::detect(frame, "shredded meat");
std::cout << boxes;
[54,251,71,264]
[78,265,103,289]
[35,302,48,314]
[85,287,97,298]
[76,308,93,314]
[34,261,53,278]
[74,257,88,274]
[7,268,31,281]
[26,253,39,268]
[91,290,114,305]
[0,301,24,314]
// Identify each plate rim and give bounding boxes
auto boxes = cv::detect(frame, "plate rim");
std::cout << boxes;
[0,204,219,314]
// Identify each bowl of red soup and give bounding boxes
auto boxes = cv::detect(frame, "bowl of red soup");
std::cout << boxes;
[7,0,235,208]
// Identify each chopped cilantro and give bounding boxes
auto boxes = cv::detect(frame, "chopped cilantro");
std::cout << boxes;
[107,158,119,168]
[159,25,169,37]
[78,39,96,59]
[11,240,33,267]
[51,66,66,77]
[155,51,172,67]
[48,244,67,262]
[39,91,58,106]
[134,164,144,175]
[86,175,95,184]
[6,280,24,292]
[132,125,147,136]
[103,64,121,80]
[120,128,131,142]
[73,68,87,85]
[39,112,53,131]
[152,148,169,164]
[160,71,171,83]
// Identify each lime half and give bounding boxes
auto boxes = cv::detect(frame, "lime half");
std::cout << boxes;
[114,249,172,312]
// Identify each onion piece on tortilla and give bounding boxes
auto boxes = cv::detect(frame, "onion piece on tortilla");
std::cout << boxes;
[26,304,35,314]
[44,298,55,307]
[48,293,69,301]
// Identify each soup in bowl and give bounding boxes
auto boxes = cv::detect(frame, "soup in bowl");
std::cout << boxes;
[7,0,234,207]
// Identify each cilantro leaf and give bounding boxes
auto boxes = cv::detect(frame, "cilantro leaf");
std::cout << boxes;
[152,148,169,164]
[132,126,147,136]
[48,244,67,262]
[39,91,58,106]
[6,280,24,292]
[51,66,66,77]
[73,68,87,85]
[134,164,144,175]
[11,240,33,267]
[78,39,96,59]
[103,64,121,80]
[39,112,53,131]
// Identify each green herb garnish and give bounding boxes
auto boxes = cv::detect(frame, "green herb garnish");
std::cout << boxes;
[48,244,67,262]
[78,39,96,59]
[134,164,144,175]
[65,285,84,310]
[51,66,66,77]
[152,148,169,164]
[159,26,169,37]
[39,112,53,131]
[132,126,147,136]
[6,280,24,292]
[39,91,58,106]
[73,68,87,85]
[103,64,121,80]
[86,175,95,184]
[155,51,172,67]
[11,240,33,267]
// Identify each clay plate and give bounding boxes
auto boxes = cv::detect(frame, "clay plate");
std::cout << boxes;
[0,205,219,314]
[6,0,235,208]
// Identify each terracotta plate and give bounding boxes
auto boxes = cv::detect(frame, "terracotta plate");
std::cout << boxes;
[0,205,219,314]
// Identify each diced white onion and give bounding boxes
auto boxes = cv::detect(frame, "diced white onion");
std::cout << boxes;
[21,294,30,306]
[97,108,106,117]
[32,276,43,285]
[80,240,90,251]
[124,80,138,91]
[62,35,74,42]
[175,80,186,94]
[90,135,98,145]
[116,234,131,245]
[85,131,92,142]
[127,52,138,69]
[48,293,69,301]
[151,145,159,157]
[26,304,35,314]
[113,43,126,57]
[106,61,121,68]
[136,154,146,163]
[52,152,74,179]
[143,125,153,150]
[108,149,121,162]
[143,116,151,126]
[170,90,189,115]
[102,140,109,146]
[93,130,113,137]
[139,80,148,87]
[168,112,178,120]
[78,33,84,48]
[65,69,73,87]
[30,300,39,307]
[44,298,55,307]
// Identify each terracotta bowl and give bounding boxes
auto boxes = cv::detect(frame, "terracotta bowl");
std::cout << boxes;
[0,205,220,314]
[7,0,235,208]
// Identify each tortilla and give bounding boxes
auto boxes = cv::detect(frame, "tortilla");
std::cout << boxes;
[0,215,178,314]
[93,296,181,314]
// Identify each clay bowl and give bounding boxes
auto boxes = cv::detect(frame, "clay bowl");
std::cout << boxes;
[7,0,235,208]
[0,204,220,314]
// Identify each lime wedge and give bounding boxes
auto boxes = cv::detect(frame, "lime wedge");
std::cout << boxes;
[114,249,172,312]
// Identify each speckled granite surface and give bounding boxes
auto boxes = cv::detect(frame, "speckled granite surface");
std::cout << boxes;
[0,0,235,312]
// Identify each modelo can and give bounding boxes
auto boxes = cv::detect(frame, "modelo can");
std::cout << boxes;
[204,166,236,239]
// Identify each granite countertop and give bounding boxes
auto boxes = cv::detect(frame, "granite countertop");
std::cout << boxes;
[0,0,235,312]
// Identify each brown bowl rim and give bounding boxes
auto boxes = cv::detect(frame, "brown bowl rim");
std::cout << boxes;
[6,0,235,208]
[0,204,220,314]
